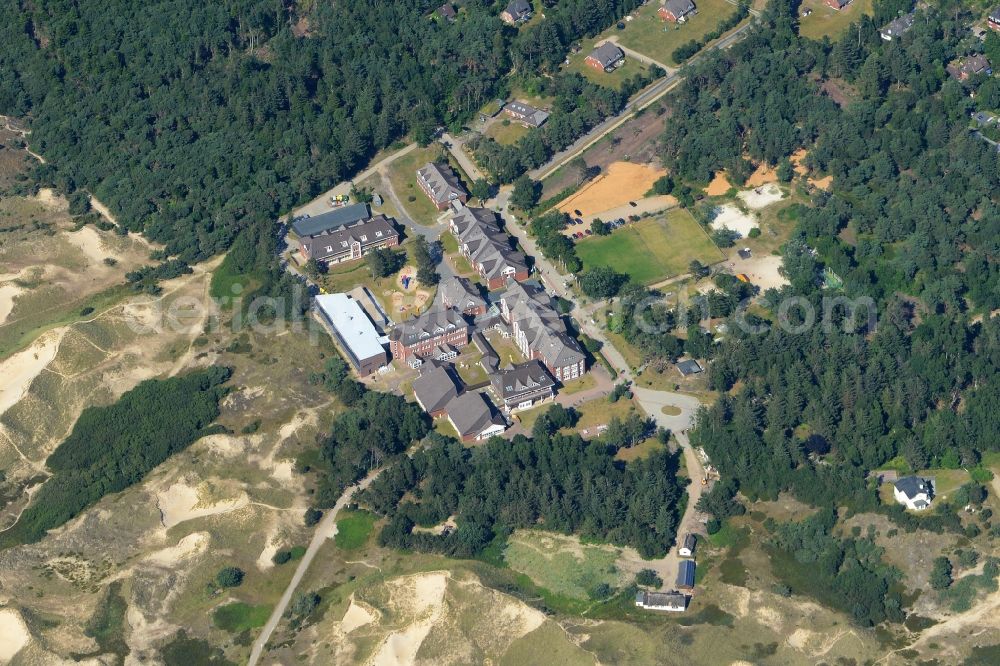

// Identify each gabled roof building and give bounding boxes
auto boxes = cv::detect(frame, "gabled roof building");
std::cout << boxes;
[676,560,696,590]
[417,162,468,211]
[450,207,529,290]
[880,12,915,41]
[894,476,933,511]
[499,282,585,383]
[501,0,532,24]
[489,360,556,412]
[437,275,487,317]
[659,0,696,22]
[635,590,687,612]
[503,101,549,128]
[298,214,399,264]
[585,43,625,72]
[412,363,461,417]
[389,307,470,364]
[447,392,506,442]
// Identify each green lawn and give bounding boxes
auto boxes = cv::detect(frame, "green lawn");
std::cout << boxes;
[335,509,377,550]
[211,602,271,633]
[798,0,873,41]
[575,209,724,285]
[384,144,452,225]
[563,36,651,89]
[504,530,627,600]
[607,0,746,68]
[484,119,531,146]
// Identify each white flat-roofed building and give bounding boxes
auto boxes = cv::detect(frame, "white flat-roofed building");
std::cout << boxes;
[315,293,388,376]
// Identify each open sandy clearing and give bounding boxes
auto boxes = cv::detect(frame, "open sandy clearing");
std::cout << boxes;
[371,572,449,666]
[340,597,376,633]
[738,183,785,209]
[0,284,24,326]
[62,226,112,266]
[557,162,667,218]
[0,608,30,662]
[745,162,778,187]
[706,171,733,196]
[156,482,250,529]
[811,175,833,190]
[0,329,64,418]
[728,253,788,290]
[144,531,210,567]
[711,205,758,237]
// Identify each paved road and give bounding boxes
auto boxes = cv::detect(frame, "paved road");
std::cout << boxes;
[441,132,485,182]
[248,468,383,666]
[529,20,754,182]
[293,142,419,218]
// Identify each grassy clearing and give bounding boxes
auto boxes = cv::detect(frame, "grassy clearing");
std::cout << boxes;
[335,509,377,551]
[561,373,597,395]
[576,209,724,285]
[212,601,271,633]
[484,119,531,146]
[563,35,650,89]
[209,252,263,303]
[384,144,452,225]
[604,0,745,67]
[504,530,627,601]
[798,0,873,41]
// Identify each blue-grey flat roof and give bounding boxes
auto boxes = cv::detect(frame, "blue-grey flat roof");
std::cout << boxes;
[292,203,371,237]
[676,560,696,587]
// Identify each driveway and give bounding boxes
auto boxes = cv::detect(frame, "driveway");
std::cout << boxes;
[601,35,673,72]
[441,132,485,181]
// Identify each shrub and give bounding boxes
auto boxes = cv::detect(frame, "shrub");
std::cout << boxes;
[272,550,292,565]
[636,569,663,588]
[304,508,323,527]
[215,566,245,588]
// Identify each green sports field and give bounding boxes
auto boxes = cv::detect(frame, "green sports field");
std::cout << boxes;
[575,209,724,285]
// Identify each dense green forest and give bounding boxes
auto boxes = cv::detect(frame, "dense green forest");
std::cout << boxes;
[657,2,998,509]
[0,0,642,262]
[361,406,684,558]
[1,367,231,547]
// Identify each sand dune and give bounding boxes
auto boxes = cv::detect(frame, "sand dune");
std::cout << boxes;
[0,608,30,662]
[0,329,64,418]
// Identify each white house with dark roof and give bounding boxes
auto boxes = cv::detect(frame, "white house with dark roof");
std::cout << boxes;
[893,476,933,510]
[489,360,556,412]
[447,392,506,442]
[501,0,532,24]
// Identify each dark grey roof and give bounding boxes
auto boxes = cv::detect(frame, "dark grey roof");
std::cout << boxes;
[417,162,467,205]
[490,360,555,400]
[413,364,460,414]
[637,590,687,609]
[447,392,503,437]
[663,0,696,17]
[589,43,625,69]
[504,101,549,127]
[437,3,457,19]
[881,13,915,38]
[505,0,532,18]
[676,359,703,376]
[451,207,528,281]
[990,7,1000,22]
[300,215,398,260]
[389,307,468,346]
[438,275,486,312]
[683,534,697,551]
[501,282,584,370]
[292,203,371,237]
[894,476,931,500]
[962,54,991,75]
[676,560,696,587]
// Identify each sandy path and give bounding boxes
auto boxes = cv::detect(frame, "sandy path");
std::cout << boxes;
[0,608,30,662]
[248,466,385,666]
[0,329,64,419]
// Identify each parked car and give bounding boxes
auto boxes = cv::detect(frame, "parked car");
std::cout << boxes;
[628,201,637,208]
[585,228,593,235]
[574,217,584,225]
[574,209,583,217]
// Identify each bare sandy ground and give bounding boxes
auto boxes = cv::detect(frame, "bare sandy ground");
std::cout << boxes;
[340,596,376,633]
[0,329,64,418]
[745,163,778,187]
[0,284,24,326]
[706,171,733,196]
[790,148,809,175]
[737,183,785,209]
[711,205,758,237]
[31,188,67,212]
[0,608,30,662]
[557,162,667,217]
[63,226,111,266]
[727,254,788,290]
[156,482,250,529]
[811,175,833,190]
[371,572,449,666]
[143,532,209,567]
